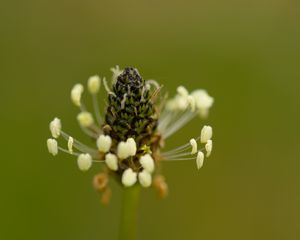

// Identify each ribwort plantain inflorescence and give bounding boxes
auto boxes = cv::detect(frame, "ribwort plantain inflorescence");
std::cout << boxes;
[47,66,214,202]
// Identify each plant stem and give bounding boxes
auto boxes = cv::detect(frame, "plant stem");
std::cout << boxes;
[118,186,140,240]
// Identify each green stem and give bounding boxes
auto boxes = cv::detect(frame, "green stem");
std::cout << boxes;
[118,186,140,240]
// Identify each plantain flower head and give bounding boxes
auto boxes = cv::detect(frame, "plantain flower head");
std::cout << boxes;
[46,66,214,201]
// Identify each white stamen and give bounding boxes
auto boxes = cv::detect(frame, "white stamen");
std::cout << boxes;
[68,137,74,153]
[77,153,92,171]
[187,95,196,112]
[191,89,214,117]
[105,153,118,171]
[126,138,137,156]
[201,125,213,143]
[146,80,160,89]
[122,168,137,187]
[205,140,213,157]
[196,151,204,169]
[47,138,58,156]
[117,138,137,159]
[139,154,155,173]
[117,141,128,160]
[173,95,189,111]
[58,146,79,156]
[97,135,112,153]
[190,138,198,154]
[163,111,197,139]
[88,75,101,94]
[138,170,152,188]
[77,111,94,127]
[61,131,98,155]
[177,86,189,97]
[49,118,61,138]
[71,84,84,107]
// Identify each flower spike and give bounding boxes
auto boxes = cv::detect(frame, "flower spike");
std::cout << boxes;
[46,66,215,202]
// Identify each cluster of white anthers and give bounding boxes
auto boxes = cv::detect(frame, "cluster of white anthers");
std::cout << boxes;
[47,66,214,189]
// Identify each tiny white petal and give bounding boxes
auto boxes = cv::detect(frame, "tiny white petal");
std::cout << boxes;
[122,168,137,187]
[190,138,198,155]
[205,140,213,157]
[77,153,92,171]
[117,141,129,160]
[97,135,112,153]
[139,154,155,173]
[138,170,152,188]
[196,151,204,170]
[105,153,118,171]
[71,84,84,107]
[77,111,94,127]
[47,138,58,156]
[177,86,189,97]
[88,75,101,94]
[68,137,74,153]
[49,118,61,138]
[126,138,137,156]
[200,125,213,143]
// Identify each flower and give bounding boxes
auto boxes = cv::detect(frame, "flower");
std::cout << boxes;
[46,66,214,201]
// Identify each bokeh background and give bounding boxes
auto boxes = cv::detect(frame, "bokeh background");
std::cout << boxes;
[1,0,300,239]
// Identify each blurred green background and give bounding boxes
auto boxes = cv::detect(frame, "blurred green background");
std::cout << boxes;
[1,0,300,239]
